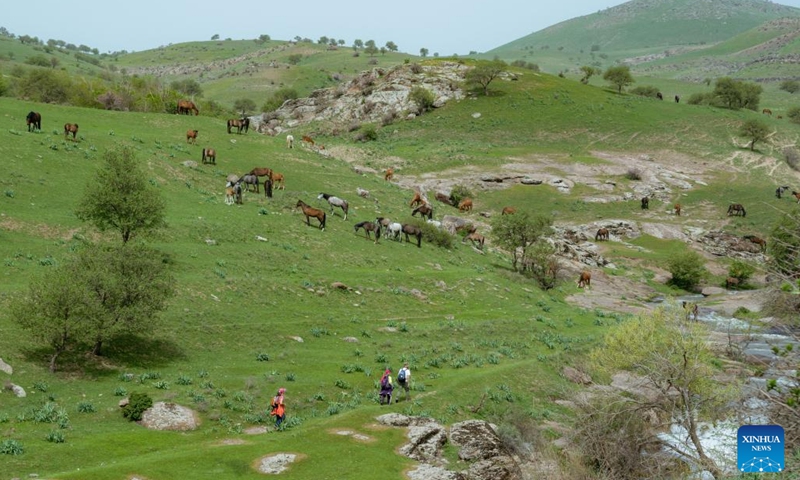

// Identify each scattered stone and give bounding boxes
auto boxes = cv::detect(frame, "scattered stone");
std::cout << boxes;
[244,426,268,435]
[407,464,458,480]
[701,287,725,296]
[205,239,217,246]
[256,236,268,242]
[182,160,198,168]
[288,336,304,343]
[140,402,199,431]
[119,398,130,408]
[342,337,359,343]
[562,366,592,385]
[0,357,12,375]
[254,453,299,474]
[11,384,26,398]
[472,112,481,119]
[521,177,543,185]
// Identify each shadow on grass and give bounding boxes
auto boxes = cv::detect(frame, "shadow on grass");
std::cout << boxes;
[20,334,186,377]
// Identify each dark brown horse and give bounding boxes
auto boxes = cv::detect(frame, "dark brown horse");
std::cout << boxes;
[727,203,746,217]
[595,228,609,241]
[412,204,433,220]
[384,168,394,181]
[674,203,682,216]
[249,167,273,180]
[463,232,485,249]
[578,271,591,288]
[186,129,198,144]
[201,148,216,164]
[296,200,326,230]
[725,277,740,289]
[401,224,422,248]
[641,196,649,210]
[177,99,199,115]
[762,108,773,116]
[354,221,380,242]
[64,123,79,140]
[26,111,41,132]
[743,235,767,252]
[227,118,250,134]
[656,92,663,100]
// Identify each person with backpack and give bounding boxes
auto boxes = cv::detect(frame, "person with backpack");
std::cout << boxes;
[270,387,286,428]
[396,363,411,403]
[379,368,393,405]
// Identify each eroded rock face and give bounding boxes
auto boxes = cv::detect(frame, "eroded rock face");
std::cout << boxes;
[450,420,503,461]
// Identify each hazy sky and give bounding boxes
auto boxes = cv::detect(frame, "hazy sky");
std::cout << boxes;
[4,0,800,56]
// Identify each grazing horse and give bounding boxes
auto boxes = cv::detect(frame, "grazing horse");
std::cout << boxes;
[674,95,680,103]
[762,108,773,116]
[725,277,740,289]
[682,301,699,321]
[502,206,517,215]
[241,174,259,193]
[186,129,198,144]
[792,191,800,204]
[409,190,426,208]
[177,99,199,115]
[384,168,394,181]
[354,221,381,242]
[744,235,767,252]
[26,111,41,132]
[641,196,649,210]
[377,218,402,241]
[656,92,663,100]
[435,192,453,205]
[296,200,326,230]
[412,204,433,220]
[301,135,315,145]
[727,203,746,217]
[595,228,609,241]
[401,224,423,248]
[249,167,273,181]
[286,134,294,149]
[271,172,285,190]
[458,198,473,212]
[674,203,682,216]
[776,185,790,198]
[64,123,79,140]
[357,187,370,198]
[463,232,485,250]
[201,148,216,165]
[318,193,349,220]
[578,271,591,288]
[225,183,236,205]
[227,118,250,134]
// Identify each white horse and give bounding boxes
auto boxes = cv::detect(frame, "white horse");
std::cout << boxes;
[286,134,294,149]
[318,193,349,220]
[385,222,402,241]
[356,187,370,198]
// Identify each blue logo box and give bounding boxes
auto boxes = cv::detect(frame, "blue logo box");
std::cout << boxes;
[738,425,784,473]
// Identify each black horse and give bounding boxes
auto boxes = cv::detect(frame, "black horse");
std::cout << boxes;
[26,111,41,132]
[727,203,746,217]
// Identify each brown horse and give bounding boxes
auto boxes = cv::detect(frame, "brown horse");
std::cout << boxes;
[227,118,250,134]
[792,191,800,204]
[762,108,773,116]
[595,228,609,241]
[271,172,285,190]
[201,148,216,164]
[409,190,425,208]
[641,196,649,210]
[674,203,682,216]
[64,123,79,140]
[384,168,394,181]
[26,111,41,132]
[501,206,517,215]
[725,277,740,289]
[301,135,314,145]
[354,221,380,242]
[412,204,433,220]
[727,203,746,217]
[578,271,591,288]
[296,200,326,230]
[463,232,485,250]
[743,235,767,252]
[458,198,473,212]
[186,129,198,144]
[177,100,199,115]
[249,167,273,180]
[401,224,422,248]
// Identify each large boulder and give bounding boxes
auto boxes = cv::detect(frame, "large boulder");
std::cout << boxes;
[0,357,12,375]
[140,402,199,431]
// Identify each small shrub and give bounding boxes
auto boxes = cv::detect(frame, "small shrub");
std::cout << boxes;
[256,352,270,362]
[625,167,642,180]
[0,439,24,455]
[153,380,169,390]
[354,124,378,142]
[176,375,192,386]
[667,250,708,290]
[409,86,435,113]
[285,372,296,382]
[76,401,96,413]
[788,106,800,125]
[629,85,660,98]
[45,430,65,443]
[780,80,800,94]
[114,386,128,397]
[33,381,49,392]
[728,259,755,283]
[409,63,423,74]
[449,184,474,205]
[4,190,14,198]
[419,220,455,249]
[122,392,153,421]
[687,92,712,105]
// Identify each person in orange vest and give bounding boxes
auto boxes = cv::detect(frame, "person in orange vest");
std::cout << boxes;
[270,387,286,428]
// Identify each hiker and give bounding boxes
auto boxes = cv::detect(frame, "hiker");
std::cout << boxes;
[270,387,286,428]
[396,363,411,403]
[379,368,393,405]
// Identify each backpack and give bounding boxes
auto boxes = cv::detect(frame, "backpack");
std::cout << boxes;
[397,369,406,383]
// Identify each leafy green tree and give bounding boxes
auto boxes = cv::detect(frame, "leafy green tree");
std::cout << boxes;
[780,80,799,94]
[385,41,398,52]
[491,212,553,272]
[712,77,762,111]
[287,54,303,65]
[256,34,270,44]
[666,250,707,290]
[590,306,735,478]
[523,239,560,290]
[364,45,378,56]
[233,98,256,115]
[318,36,329,45]
[465,59,507,96]
[409,86,435,113]
[419,47,429,57]
[353,39,363,50]
[122,392,153,421]
[17,68,71,104]
[170,79,203,98]
[11,263,93,372]
[739,119,770,151]
[211,34,219,40]
[603,65,634,94]
[579,65,599,84]
[75,146,167,244]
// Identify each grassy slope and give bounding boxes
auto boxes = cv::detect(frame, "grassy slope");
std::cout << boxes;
[1,60,799,478]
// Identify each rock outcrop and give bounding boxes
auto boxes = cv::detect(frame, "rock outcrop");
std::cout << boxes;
[140,402,199,431]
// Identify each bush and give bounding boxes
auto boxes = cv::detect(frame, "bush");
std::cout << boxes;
[687,92,712,105]
[46,430,65,443]
[261,87,298,112]
[625,167,642,180]
[728,259,755,283]
[419,221,455,249]
[787,106,800,125]
[409,63,423,74]
[76,401,96,413]
[122,392,153,421]
[629,85,660,98]
[780,80,800,94]
[354,124,378,142]
[449,184,474,206]
[0,439,24,455]
[667,250,708,290]
[25,54,51,67]
[287,54,302,65]
[409,86,435,113]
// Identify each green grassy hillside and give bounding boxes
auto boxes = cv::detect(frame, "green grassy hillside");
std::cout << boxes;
[1,58,798,479]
